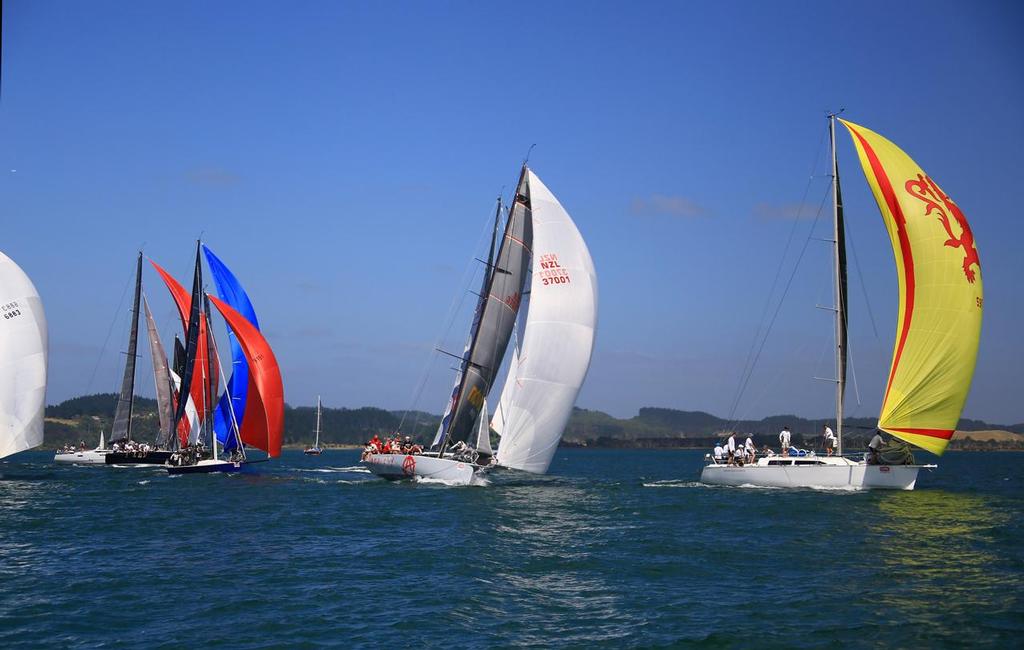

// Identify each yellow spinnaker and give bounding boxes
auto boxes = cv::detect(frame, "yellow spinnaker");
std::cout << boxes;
[840,119,982,455]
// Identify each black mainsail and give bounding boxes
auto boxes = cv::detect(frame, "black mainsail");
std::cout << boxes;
[829,114,849,453]
[110,252,143,442]
[439,167,533,449]
[172,241,204,433]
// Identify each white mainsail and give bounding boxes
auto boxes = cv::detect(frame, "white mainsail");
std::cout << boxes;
[493,170,597,474]
[0,252,48,459]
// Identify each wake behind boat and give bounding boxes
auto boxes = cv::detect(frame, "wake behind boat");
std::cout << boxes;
[701,115,982,491]
[362,164,597,485]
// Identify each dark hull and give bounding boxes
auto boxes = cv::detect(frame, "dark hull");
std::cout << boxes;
[303,449,323,455]
[105,451,174,465]
[166,460,242,475]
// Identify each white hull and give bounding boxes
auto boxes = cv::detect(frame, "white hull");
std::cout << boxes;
[54,449,110,465]
[701,457,932,490]
[361,454,476,485]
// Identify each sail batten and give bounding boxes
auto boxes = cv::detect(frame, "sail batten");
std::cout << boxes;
[841,119,982,456]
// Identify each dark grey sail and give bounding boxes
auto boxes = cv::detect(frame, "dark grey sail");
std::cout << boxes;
[172,242,204,433]
[143,295,175,449]
[442,167,533,448]
[111,252,143,442]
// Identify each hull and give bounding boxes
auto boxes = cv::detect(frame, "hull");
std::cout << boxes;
[166,459,242,475]
[54,450,110,465]
[105,451,173,465]
[361,454,476,485]
[303,448,323,456]
[700,461,929,490]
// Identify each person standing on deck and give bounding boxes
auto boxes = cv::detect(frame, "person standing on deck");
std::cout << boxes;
[868,430,885,465]
[779,427,792,456]
[823,424,837,456]
[745,435,756,464]
[726,432,737,466]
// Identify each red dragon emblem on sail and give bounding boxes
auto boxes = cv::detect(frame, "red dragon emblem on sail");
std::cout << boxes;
[905,174,980,283]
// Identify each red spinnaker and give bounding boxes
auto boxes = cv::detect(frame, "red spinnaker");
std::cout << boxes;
[207,294,283,458]
[150,260,219,444]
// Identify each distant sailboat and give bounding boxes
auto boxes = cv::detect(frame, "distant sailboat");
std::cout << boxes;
[363,166,597,483]
[304,397,324,455]
[0,252,47,461]
[701,115,983,490]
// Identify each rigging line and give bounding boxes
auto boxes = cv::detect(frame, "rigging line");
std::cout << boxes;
[725,182,833,431]
[397,202,499,434]
[85,265,136,395]
[726,127,829,422]
[845,210,880,340]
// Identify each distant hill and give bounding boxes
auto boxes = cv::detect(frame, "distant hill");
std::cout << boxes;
[41,394,1022,451]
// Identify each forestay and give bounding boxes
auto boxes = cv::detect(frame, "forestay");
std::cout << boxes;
[492,170,597,474]
[0,252,47,459]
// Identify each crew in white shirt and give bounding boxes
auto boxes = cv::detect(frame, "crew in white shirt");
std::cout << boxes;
[823,424,837,456]
[779,427,792,456]
[726,433,737,465]
[745,435,756,464]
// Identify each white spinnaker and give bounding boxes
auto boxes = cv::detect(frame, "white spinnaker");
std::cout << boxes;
[0,252,47,459]
[493,170,597,474]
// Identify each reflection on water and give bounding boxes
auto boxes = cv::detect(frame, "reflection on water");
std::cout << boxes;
[869,489,1022,625]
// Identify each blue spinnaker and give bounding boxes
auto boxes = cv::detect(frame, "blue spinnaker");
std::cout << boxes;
[203,245,261,451]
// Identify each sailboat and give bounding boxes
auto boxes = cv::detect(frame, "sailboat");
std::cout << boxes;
[0,251,47,462]
[362,166,597,483]
[159,242,284,474]
[54,253,170,465]
[701,115,983,490]
[304,396,324,455]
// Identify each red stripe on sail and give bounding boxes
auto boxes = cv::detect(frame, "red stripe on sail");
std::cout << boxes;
[208,294,284,458]
[886,427,955,440]
[849,129,916,413]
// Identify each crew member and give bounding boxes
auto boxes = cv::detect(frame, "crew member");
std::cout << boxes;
[779,427,792,456]
[726,432,737,466]
[868,430,884,465]
[823,424,837,456]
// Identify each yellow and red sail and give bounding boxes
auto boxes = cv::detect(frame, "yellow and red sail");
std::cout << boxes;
[841,119,983,455]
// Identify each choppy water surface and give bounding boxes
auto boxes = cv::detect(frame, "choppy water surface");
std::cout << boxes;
[0,449,1021,648]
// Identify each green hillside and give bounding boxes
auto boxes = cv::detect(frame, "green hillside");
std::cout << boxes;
[42,394,1022,451]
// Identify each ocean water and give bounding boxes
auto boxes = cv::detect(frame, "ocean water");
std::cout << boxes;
[0,449,1021,648]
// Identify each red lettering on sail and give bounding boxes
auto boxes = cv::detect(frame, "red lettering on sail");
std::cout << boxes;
[905,174,981,284]
[504,292,521,311]
[537,253,571,286]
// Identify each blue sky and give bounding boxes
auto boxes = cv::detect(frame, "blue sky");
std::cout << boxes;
[2,1,1021,424]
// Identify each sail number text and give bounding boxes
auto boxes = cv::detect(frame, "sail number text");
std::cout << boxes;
[1,301,22,319]
[538,254,571,286]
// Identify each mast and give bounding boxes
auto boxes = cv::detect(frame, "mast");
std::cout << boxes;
[172,241,204,438]
[111,252,143,442]
[315,396,321,448]
[829,114,849,456]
